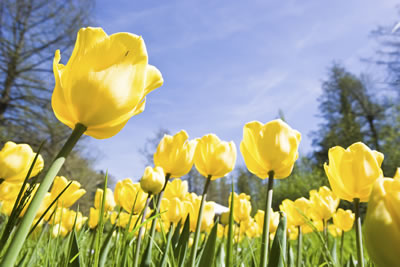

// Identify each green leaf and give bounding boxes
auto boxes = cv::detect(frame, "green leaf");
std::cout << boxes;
[159,224,174,267]
[68,232,81,267]
[199,221,219,267]
[175,215,190,267]
[99,226,117,267]
[330,237,337,266]
[268,212,287,267]
[93,172,108,267]
[225,178,235,267]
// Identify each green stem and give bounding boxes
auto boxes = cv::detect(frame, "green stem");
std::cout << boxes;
[297,225,302,267]
[133,193,152,267]
[140,173,171,267]
[189,175,212,267]
[340,230,344,265]
[0,123,86,267]
[260,171,274,267]
[354,198,364,267]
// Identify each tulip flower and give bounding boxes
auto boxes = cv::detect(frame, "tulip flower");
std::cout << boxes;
[309,186,339,222]
[328,224,342,237]
[324,142,383,202]
[160,197,190,226]
[254,209,280,234]
[94,188,116,212]
[51,208,87,237]
[242,218,261,238]
[140,166,165,195]
[364,177,400,267]
[114,178,147,214]
[280,198,310,227]
[240,119,301,267]
[190,133,235,267]
[332,209,354,232]
[194,134,236,180]
[240,119,301,179]
[52,27,163,139]
[154,130,197,178]
[164,179,188,201]
[229,193,251,223]
[48,176,86,209]
[0,141,44,184]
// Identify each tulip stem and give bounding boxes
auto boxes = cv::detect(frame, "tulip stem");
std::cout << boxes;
[340,230,344,265]
[133,193,152,267]
[260,171,274,267]
[140,173,171,267]
[189,175,212,267]
[0,123,86,267]
[354,198,364,267]
[297,225,302,267]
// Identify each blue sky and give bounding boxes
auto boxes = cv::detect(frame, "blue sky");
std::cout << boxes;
[90,0,398,181]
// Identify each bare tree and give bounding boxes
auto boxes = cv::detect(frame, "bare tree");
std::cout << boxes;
[0,0,93,135]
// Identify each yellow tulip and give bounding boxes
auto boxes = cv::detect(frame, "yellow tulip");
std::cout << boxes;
[51,208,87,237]
[49,176,86,208]
[242,218,261,238]
[140,166,164,194]
[160,197,190,225]
[328,224,342,237]
[287,225,299,241]
[229,193,251,223]
[186,193,215,232]
[94,188,116,212]
[89,207,99,229]
[324,142,384,202]
[111,211,139,231]
[154,130,197,178]
[114,178,147,214]
[164,179,188,201]
[240,119,301,179]
[52,27,163,139]
[220,211,230,225]
[332,208,354,232]
[217,224,225,239]
[280,197,310,227]
[302,220,323,234]
[364,177,400,267]
[254,209,280,234]
[309,186,339,221]
[0,141,44,183]
[194,134,236,179]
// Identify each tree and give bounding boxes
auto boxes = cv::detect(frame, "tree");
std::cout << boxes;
[312,65,385,168]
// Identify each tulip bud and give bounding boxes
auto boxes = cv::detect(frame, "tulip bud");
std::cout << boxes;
[140,166,165,194]
[364,177,400,267]
[194,134,236,179]
[164,179,188,201]
[254,209,280,234]
[154,130,198,178]
[324,142,383,202]
[229,193,251,223]
[280,197,310,227]
[240,119,301,179]
[0,141,44,183]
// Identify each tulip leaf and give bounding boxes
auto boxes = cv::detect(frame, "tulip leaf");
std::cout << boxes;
[175,214,190,267]
[99,225,118,267]
[268,212,287,267]
[93,172,108,267]
[330,237,337,265]
[171,220,182,248]
[199,221,219,267]
[159,224,174,267]
[225,178,235,267]
[68,232,81,267]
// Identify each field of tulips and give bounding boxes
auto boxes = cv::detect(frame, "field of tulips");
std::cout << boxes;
[0,26,398,267]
